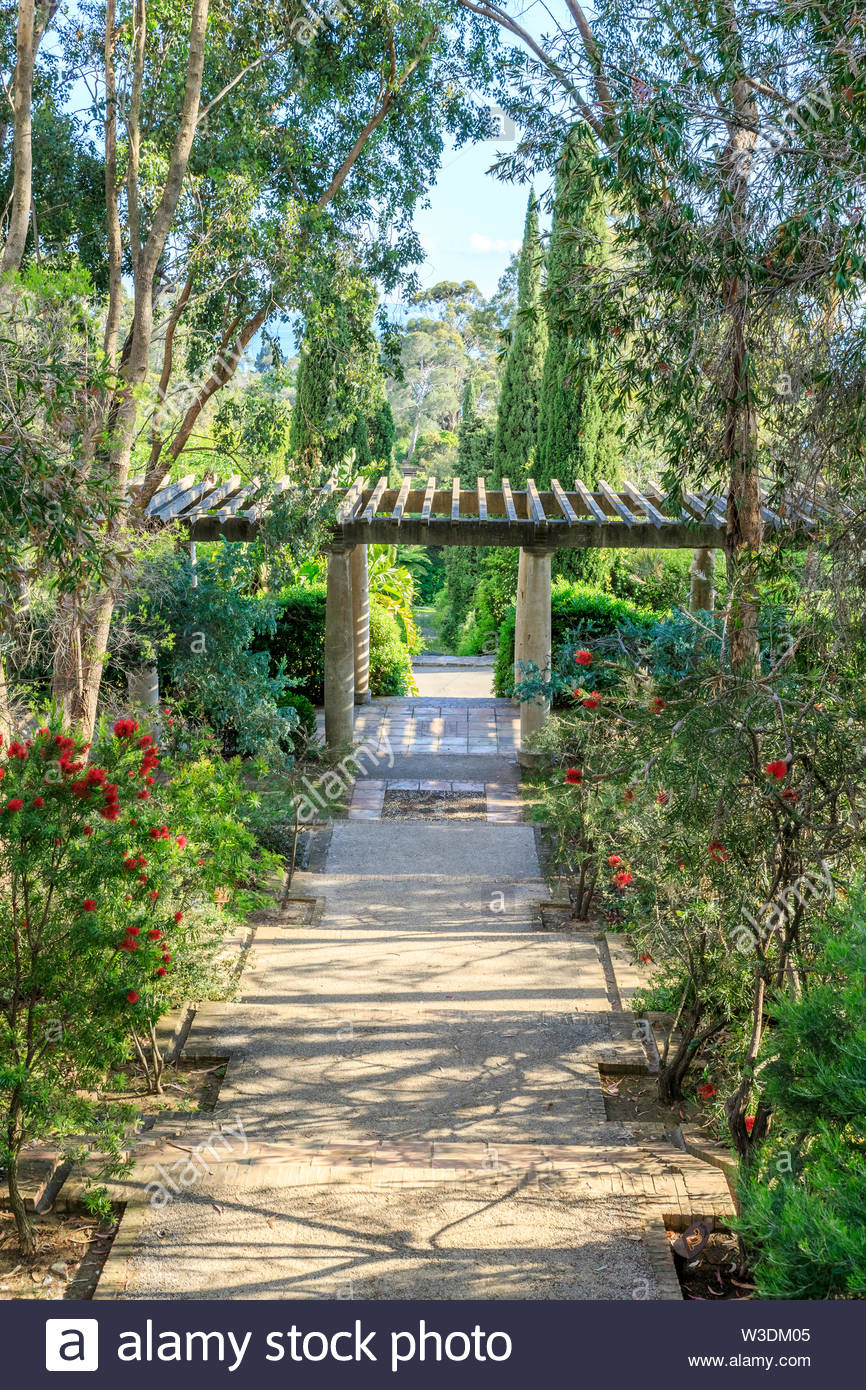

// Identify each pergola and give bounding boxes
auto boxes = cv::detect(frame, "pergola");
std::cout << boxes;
[144,471,821,760]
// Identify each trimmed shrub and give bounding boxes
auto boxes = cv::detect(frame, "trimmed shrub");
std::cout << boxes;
[494,582,656,696]
[266,587,414,700]
[368,602,415,696]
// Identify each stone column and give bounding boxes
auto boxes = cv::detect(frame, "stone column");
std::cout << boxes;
[518,545,553,767]
[350,544,371,704]
[513,546,528,702]
[325,546,355,749]
[689,547,715,613]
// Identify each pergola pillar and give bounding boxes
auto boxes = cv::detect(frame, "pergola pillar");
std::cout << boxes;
[517,545,553,766]
[324,546,355,749]
[513,547,528,702]
[689,547,716,612]
[350,543,371,704]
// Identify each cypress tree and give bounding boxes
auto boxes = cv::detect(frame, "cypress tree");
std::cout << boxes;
[369,399,395,467]
[492,191,547,487]
[351,412,372,471]
[537,128,621,584]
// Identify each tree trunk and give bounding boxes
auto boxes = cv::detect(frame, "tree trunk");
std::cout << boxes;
[0,0,35,279]
[6,1096,35,1256]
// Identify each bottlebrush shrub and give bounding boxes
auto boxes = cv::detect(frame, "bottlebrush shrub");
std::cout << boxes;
[528,647,866,1157]
[0,716,278,1256]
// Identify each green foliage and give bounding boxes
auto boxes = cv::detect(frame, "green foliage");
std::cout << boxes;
[536,131,621,586]
[369,399,395,466]
[439,547,481,651]
[351,411,372,470]
[368,602,416,696]
[211,367,293,478]
[397,546,445,604]
[492,191,547,487]
[277,692,318,743]
[610,550,729,615]
[736,900,866,1299]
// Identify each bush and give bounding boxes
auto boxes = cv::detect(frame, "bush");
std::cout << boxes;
[494,582,657,695]
[266,587,415,699]
[736,899,866,1298]
[0,715,280,1254]
[368,602,416,695]
[610,549,728,613]
[278,692,317,743]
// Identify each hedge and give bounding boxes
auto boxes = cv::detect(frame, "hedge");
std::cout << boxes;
[260,585,414,701]
[494,581,657,697]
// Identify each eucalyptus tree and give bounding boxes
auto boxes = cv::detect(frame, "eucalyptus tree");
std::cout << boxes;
[459,0,866,668]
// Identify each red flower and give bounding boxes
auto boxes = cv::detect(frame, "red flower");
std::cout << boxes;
[745,1115,756,1135]
[136,854,147,867]
[148,889,159,900]
[156,967,167,978]
[123,857,137,871]
[85,767,107,787]
[162,951,172,962]
[708,840,728,864]
[148,928,162,940]
[650,697,665,714]
[120,939,137,951]
[83,825,93,836]
[6,741,28,759]
[126,990,139,1004]
[174,911,183,923]
[32,796,44,808]
[197,858,205,866]
[623,788,635,803]
[159,825,169,839]
[149,827,161,840]
[100,805,120,821]
[608,855,622,867]
[82,899,97,911]
[697,1082,716,1101]
[781,788,798,804]
[137,735,153,749]
[176,835,187,849]
[614,870,633,889]
[639,953,652,964]
[765,760,787,780]
[5,798,23,813]
[656,791,669,806]
[113,718,140,738]
[574,649,592,666]
[582,694,601,710]
[565,768,583,785]
[126,926,140,936]
[138,790,150,800]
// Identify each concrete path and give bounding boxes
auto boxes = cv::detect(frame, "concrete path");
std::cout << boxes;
[93,696,731,1302]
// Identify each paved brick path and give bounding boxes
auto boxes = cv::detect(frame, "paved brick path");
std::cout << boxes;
[87,697,731,1301]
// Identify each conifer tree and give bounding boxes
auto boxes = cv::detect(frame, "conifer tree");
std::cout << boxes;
[369,399,395,467]
[537,129,621,584]
[351,413,372,470]
[491,191,547,487]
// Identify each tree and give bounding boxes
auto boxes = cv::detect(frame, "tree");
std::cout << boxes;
[535,130,620,584]
[458,0,866,668]
[491,190,546,486]
[351,411,372,470]
[369,399,395,466]
[457,376,493,472]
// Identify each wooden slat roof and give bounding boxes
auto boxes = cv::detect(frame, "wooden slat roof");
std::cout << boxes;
[144,474,822,549]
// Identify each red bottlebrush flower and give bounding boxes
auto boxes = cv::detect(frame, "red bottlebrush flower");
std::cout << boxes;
[138,874,147,884]
[36,727,49,737]
[197,858,205,866]
[84,825,93,836]
[623,788,635,803]
[167,718,175,726]
[145,776,155,786]
[781,788,798,804]
[582,694,601,710]
[149,827,161,840]
[137,735,153,748]
[608,855,622,867]
[137,790,150,801]
[0,768,4,778]
[765,759,787,780]
[103,784,118,801]
[148,889,159,900]
[148,928,162,941]
[99,805,120,821]
[156,967,167,978]
[82,899,97,911]
[129,817,137,825]
[639,953,652,964]
[136,855,147,867]
[123,857,137,871]
[574,649,592,666]
[126,990,139,1004]
[176,835,187,849]
[656,791,669,806]
[745,1115,755,1135]
[162,951,172,962]
[564,768,583,785]
[614,870,633,889]
[159,825,169,839]
[697,1082,716,1101]
[173,913,183,925]
[5,798,23,813]
[707,840,728,864]
[32,796,44,808]
[113,718,140,738]
[126,926,140,936]
[120,939,137,951]
[54,734,75,750]
[7,741,28,759]
[85,767,107,786]
[650,697,665,714]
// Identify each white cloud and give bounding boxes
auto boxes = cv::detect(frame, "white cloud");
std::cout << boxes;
[469,233,521,255]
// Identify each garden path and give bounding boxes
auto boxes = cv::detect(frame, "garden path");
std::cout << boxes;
[91,693,731,1301]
